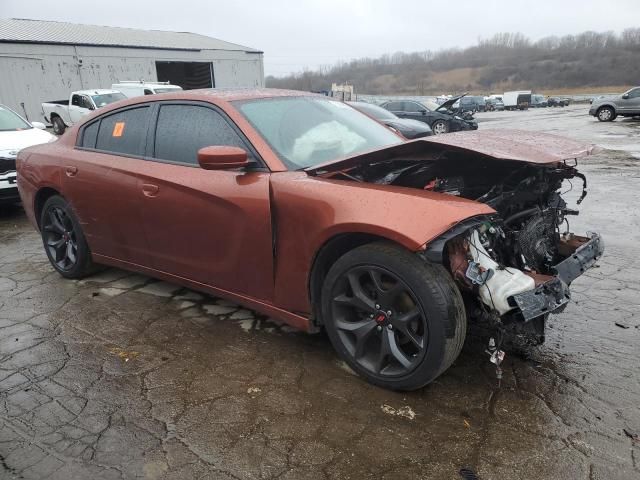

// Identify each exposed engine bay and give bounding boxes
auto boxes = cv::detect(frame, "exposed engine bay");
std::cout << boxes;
[316,150,604,327]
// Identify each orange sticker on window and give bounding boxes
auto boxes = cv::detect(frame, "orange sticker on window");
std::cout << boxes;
[112,122,125,137]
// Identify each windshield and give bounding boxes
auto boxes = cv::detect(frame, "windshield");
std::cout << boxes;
[91,92,126,108]
[0,105,31,131]
[236,97,402,169]
[349,102,397,120]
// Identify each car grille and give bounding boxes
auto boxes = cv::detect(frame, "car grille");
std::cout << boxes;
[0,157,17,175]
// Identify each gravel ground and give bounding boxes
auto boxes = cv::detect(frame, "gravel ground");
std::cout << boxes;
[0,104,639,480]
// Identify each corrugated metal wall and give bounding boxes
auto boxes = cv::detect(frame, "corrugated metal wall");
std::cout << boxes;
[0,43,264,122]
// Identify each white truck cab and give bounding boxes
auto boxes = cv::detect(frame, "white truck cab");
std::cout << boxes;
[111,81,183,98]
[42,89,125,135]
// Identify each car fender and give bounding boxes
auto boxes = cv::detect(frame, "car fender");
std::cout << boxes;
[269,171,494,314]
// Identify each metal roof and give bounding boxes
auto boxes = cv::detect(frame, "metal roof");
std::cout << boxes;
[0,18,262,53]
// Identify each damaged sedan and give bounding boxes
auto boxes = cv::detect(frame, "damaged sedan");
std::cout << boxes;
[17,89,603,391]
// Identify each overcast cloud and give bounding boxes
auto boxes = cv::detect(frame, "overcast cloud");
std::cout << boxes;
[2,0,639,76]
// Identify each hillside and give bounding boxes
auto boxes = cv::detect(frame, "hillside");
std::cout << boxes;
[266,30,640,95]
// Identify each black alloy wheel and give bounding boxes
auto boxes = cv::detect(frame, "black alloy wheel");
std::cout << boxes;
[40,195,95,278]
[321,242,467,390]
[330,265,428,377]
[43,205,78,271]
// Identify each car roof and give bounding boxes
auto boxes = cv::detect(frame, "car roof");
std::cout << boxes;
[76,89,122,95]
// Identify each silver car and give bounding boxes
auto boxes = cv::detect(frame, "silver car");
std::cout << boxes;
[589,87,640,121]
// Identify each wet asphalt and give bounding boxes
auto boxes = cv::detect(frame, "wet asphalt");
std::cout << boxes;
[0,104,639,480]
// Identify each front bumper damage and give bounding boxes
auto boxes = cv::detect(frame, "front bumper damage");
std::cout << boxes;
[513,232,604,322]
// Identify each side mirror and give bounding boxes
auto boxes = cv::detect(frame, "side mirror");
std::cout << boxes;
[31,121,46,130]
[88,104,96,110]
[197,146,249,170]
[622,94,629,99]
[420,109,427,115]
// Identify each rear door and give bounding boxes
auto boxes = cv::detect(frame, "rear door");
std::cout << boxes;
[138,102,274,301]
[63,105,153,265]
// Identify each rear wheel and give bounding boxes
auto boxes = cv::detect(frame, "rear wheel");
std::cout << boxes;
[40,195,94,278]
[321,242,466,390]
[597,106,616,122]
[431,120,449,135]
[52,116,66,135]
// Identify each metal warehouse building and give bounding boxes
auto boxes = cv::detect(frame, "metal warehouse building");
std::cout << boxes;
[0,18,264,122]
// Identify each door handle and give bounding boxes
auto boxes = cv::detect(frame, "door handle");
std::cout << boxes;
[142,183,159,197]
[65,166,78,177]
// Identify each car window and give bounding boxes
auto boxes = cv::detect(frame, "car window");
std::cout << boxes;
[80,96,93,110]
[627,88,640,98]
[153,104,253,166]
[403,102,424,113]
[95,106,150,156]
[81,121,99,148]
[71,95,82,107]
[0,105,31,131]
[384,101,404,111]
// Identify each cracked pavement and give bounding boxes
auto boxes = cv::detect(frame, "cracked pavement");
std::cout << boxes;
[1,106,639,479]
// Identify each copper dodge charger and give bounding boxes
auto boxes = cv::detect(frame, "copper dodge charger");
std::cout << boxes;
[17,89,603,390]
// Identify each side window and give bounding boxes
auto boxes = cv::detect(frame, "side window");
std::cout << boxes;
[95,106,150,156]
[81,121,99,148]
[153,104,253,165]
[71,95,81,107]
[403,102,423,113]
[628,88,640,98]
[80,96,93,109]
[385,102,403,111]
[144,89,153,95]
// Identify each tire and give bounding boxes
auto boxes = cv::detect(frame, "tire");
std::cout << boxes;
[597,106,616,122]
[40,195,95,278]
[52,116,66,135]
[431,120,449,135]
[320,242,467,390]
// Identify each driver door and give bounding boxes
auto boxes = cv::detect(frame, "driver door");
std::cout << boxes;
[620,88,640,114]
[69,94,91,124]
[138,102,274,302]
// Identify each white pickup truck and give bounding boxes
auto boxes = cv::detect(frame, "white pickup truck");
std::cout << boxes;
[42,89,126,135]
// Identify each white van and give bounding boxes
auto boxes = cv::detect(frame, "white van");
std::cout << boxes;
[111,81,183,99]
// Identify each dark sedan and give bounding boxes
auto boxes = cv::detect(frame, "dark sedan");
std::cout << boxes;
[380,96,478,135]
[347,101,433,139]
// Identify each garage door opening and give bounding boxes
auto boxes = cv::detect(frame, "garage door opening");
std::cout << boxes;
[155,61,215,90]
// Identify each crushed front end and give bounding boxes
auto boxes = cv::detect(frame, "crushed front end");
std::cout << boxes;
[306,131,604,365]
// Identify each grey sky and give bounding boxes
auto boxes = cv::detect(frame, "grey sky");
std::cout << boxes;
[2,0,639,76]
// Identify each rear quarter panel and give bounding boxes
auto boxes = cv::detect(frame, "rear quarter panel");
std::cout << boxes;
[270,171,494,314]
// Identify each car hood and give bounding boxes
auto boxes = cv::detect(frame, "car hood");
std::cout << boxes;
[436,94,466,113]
[0,128,56,157]
[305,129,597,176]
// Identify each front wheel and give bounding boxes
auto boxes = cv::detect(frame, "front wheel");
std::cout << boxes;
[52,116,66,135]
[321,242,466,390]
[40,195,95,278]
[597,106,616,122]
[431,120,449,135]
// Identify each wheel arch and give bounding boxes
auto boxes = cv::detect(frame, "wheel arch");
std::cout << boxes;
[309,232,404,326]
[596,103,617,114]
[34,187,62,229]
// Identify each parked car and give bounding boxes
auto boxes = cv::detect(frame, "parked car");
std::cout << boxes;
[503,91,531,110]
[485,98,504,111]
[0,104,56,205]
[17,89,603,391]
[588,87,640,122]
[111,81,183,98]
[380,96,478,134]
[547,97,570,107]
[42,89,126,135]
[457,96,486,113]
[531,94,548,108]
[347,101,433,139]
